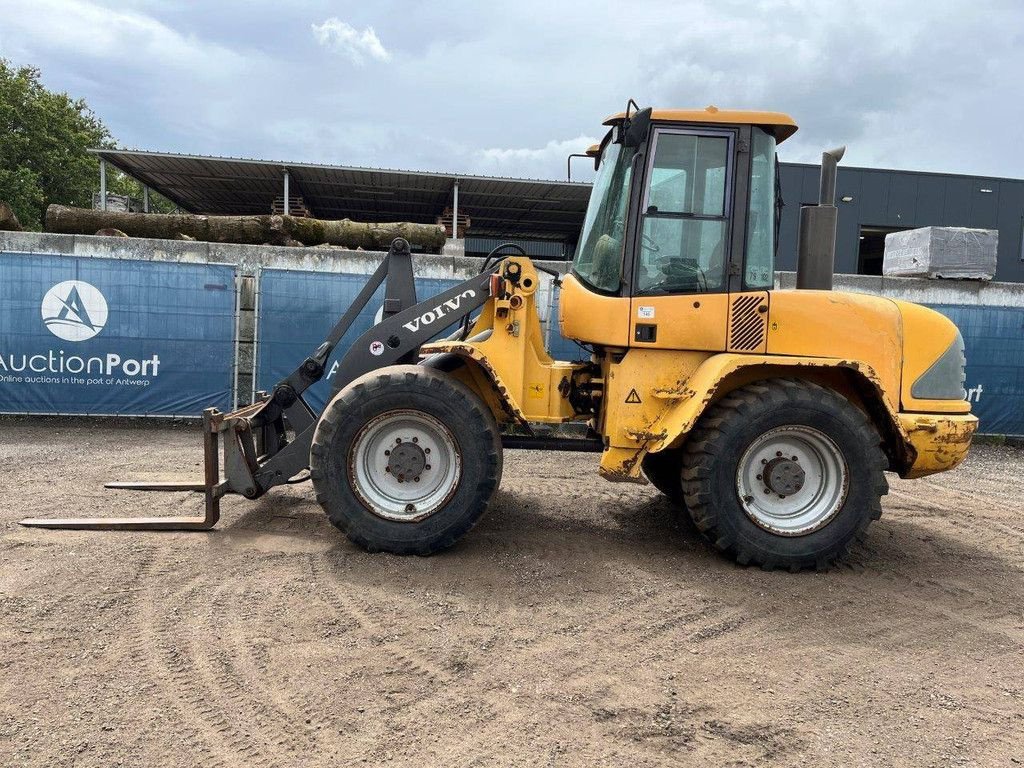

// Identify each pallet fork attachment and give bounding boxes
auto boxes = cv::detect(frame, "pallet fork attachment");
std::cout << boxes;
[20,408,228,530]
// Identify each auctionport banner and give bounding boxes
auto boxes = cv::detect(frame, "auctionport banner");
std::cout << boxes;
[0,253,236,415]
[930,304,1024,437]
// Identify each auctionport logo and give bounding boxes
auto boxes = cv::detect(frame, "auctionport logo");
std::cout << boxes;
[0,279,160,385]
[41,280,108,341]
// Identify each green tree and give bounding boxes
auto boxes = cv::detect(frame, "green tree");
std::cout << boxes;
[0,59,171,230]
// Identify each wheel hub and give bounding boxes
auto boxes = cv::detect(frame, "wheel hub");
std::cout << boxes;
[387,441,426,482]
[735,425,849,536]
[349,410,460,522]
[763,457,805,497]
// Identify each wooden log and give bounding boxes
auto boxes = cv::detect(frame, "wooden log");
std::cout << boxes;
[0,201,23,232]
[44,205,448,251]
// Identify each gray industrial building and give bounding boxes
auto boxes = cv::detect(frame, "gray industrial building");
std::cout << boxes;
[92,148,1024,282]
[779,163,1024,282]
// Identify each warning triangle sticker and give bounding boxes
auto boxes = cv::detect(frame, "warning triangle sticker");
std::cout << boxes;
[625,388,642,404]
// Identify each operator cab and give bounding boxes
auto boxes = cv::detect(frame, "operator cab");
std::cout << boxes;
[562,105,797,348]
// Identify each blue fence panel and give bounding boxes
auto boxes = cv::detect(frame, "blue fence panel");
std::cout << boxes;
[0,253,236,415]
[257,269,461,412]
[929,304,1024,436]
[545,289,587,362]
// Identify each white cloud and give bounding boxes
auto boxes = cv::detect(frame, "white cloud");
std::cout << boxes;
[311,18,390,65]
[2,0,1024,181]
[473,135,601,180]
[0,0,250,78]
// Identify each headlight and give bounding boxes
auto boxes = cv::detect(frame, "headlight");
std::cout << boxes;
[911,331,966,400]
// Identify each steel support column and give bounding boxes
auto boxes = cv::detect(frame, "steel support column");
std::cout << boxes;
[283,169,290,215]
[99,159,107,211]
[452,179,459,238]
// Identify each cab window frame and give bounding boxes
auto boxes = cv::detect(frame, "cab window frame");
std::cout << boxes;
[629,126,738,297]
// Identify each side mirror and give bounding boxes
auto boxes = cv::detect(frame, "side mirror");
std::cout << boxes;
[623,107,653,148]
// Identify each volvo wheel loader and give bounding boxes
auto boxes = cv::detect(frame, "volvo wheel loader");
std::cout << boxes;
[22,103,978,570]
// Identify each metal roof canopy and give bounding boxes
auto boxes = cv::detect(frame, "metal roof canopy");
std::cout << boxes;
[88,148,593,242]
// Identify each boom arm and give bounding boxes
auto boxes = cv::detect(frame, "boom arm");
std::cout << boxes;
[253,239,495,496]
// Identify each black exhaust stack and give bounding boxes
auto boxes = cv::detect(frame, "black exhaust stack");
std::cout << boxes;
[796,146,846,290]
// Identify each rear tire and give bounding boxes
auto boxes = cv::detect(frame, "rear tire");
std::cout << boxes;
[310,365,502,555]
[681,379,888,571]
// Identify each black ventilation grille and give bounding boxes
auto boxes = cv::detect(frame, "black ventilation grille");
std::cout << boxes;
[729,295,766,351]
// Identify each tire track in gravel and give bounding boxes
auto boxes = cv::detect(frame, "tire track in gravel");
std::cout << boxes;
[205,579,322,755]
[308,553,455,686]
[131,545,236,768]
[135,544,313,767]
[842,544,1024,649]
[308,549,577,766]
[595,565,756,652]
[894,479,1024,542]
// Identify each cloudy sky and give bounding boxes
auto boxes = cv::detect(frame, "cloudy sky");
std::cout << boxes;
[1,0,1021,182]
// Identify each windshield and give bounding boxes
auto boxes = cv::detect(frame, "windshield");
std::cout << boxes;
[572,136,637,292]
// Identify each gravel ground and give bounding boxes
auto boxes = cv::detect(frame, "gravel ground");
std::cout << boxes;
[1,418,1022,767]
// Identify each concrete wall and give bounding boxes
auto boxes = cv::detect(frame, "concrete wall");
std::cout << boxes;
[775,270,1024,308]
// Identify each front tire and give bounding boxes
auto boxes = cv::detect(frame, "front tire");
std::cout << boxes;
[310,365,502,555]
[681,379,888,571]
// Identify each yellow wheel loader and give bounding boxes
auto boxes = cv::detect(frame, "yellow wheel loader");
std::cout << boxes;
[23,103,978,570]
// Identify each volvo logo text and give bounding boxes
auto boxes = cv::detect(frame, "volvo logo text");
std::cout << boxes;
[402,290,476,333]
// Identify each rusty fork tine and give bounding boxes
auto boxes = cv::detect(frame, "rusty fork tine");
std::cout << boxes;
[19,408,225,532]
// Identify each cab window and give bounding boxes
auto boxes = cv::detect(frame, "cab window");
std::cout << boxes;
[744,128,777,289]
[635,130,732,294]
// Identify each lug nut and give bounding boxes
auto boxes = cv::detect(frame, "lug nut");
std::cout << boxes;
[412,437,419,443]
[761,458,767,465]
[791,455,798,461]
[425,448,431,454]
[756,474,762,481]
[384,449,390,456]
[425,464,431,470]
[405,504,416,513]
[395,438,402,444]
[414,477,420,482]
[776,451,782,457]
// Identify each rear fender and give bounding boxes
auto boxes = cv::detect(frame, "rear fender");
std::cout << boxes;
[603,353,915,481]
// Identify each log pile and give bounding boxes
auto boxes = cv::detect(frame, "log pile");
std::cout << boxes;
[44,205,448,252]
[0,201,23,232]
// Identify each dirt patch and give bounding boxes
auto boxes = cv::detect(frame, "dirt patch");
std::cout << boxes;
[1,418,1022,766]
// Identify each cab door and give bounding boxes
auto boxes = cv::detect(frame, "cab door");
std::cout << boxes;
[724,127,778,355]
[627,126,737,352]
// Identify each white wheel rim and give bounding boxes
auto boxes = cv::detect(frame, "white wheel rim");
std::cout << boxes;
[735,425,849,536]
[349,410,461,522]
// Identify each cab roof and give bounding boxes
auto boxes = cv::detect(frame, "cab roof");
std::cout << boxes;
[603,105,798,143]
